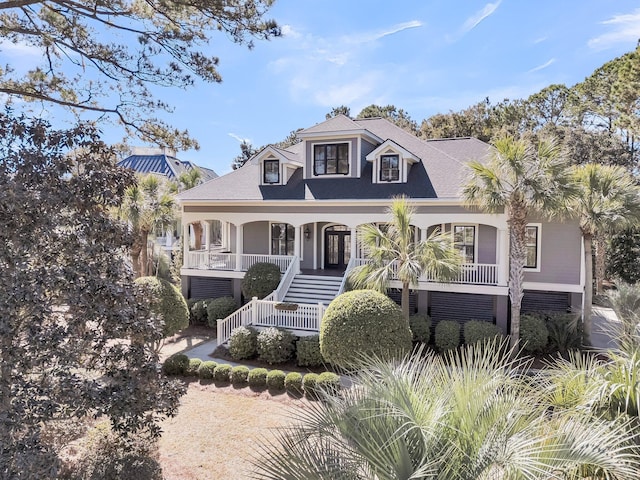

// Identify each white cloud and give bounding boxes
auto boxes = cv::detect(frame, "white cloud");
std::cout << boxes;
[461,1,502,34]
[533,36,548,44]
[281,24,301,39]
[0,39,40,57]
[228,133,251,144]
[527,58,556,73]
[588,8,640,50]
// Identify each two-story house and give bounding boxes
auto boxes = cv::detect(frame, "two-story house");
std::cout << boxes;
[178,115,584,343]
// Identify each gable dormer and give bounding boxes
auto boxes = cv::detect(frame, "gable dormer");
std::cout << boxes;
[255,146,302,186]
[366,140,420,184]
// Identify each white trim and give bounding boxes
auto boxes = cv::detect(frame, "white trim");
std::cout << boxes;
[297,129,382,144]
[522,281,583,293]
[451,223,479,264]
[523,223,542,272]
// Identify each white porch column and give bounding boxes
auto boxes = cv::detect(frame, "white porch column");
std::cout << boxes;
[182,223,189,267]
[294,226,302,273]
[221,221,229,250]
[497,228,509,286]
[235,224,244,271]
[350,227,357,261]
[313,223,318,270]
[420,228,428,242]
[203,221,211,250]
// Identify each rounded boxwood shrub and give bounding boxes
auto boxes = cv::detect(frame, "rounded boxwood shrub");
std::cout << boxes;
[302,373,319,399]
[409,313,431,343]
[284,372,303,394]
[186,358,202,376]
[135,276,189,338]
[434,320,461,352]
[463,320,502,346]
[296,335,324,367]
[197,360,218,379]
[187,298,213,325]
[230,365,250,385]
[520,315,549,353]
[228,326,258,360]
[266,370,286,391]
[320,290,412,368]
[316,372,341,396]
[162,353,189,376]
[213,364,232,383]
[248,368,268,389]
[206,296,237,328]
[257,327,297,365]
[241,262,281,300]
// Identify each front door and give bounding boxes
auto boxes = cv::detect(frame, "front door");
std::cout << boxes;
[324,226,351,270]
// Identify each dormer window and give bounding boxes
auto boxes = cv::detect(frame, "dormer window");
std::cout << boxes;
[263,159,280,184]
[314,143,349,175]
[380,155,399,182]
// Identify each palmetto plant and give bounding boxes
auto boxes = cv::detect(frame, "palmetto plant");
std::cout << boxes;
[348,196,460,320]
[252,342,640,480]
[463,136,572,349]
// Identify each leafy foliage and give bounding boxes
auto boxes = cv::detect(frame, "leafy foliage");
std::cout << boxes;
[296,335,324,367]
[320,290,412,368]
[266,370,286,391]
[197,361,218,380]
[135,276,189,340]
[257,327,297,365]
[463,320,502,346]
[409,313,431,343]
[230,366,250,385]
[206,296,238,327]
[284,372,303,394]
[248,368,269,389]
[228,326,259,360]
[608,228,640,284]
[162,354,190,376]
[302,373,319,399]
[213,364,232,383]
[316,372,341,396]
[186,358,202,377]
[242,262,282,300]
[187,298,213,325]
[520,315,549,353]
[434,320,461,352]
[0,113,184,478]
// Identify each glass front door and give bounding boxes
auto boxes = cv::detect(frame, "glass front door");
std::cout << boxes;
[324,225,350,270]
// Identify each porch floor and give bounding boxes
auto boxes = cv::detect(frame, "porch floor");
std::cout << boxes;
[299,268,345,277]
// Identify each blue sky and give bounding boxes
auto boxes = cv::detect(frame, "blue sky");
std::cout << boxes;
[5,1,640,175]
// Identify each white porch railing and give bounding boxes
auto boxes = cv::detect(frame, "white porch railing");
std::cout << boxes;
[216,296,324,345]
[184,252,294,273]
[264,256,299,302]
[352,259,499,286]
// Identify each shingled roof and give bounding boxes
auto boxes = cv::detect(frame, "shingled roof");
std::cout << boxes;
[178,115,491,202]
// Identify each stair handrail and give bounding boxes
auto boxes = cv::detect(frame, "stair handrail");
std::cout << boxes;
[263,255,299,302]
[217,297,256,345]
[337,257,358,296]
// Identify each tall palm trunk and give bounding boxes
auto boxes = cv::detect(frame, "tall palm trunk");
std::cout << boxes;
[140,229,150,277]
[401,280,410,320]
[192,221,203,250]
[508,207,527,350]
[583,231,594,346]
[131,237,143,278]
[595,232,606,295]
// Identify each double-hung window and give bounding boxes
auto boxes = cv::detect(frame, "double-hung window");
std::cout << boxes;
[313,143,349,175]
[453,225,475,264]
[380,154,399,181]
[263,159,279,184]
[525,225,540,269]
[271,223,294,255]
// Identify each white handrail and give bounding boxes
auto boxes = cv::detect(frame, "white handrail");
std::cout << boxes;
[264,256,299,302]
[217,297,256,345]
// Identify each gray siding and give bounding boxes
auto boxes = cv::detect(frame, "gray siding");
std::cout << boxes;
[300,222,314,269]
[185,204,482,215]
[361,139,377,172]
[188,277,233,300]
[524,220,581,285]
[304,138,359,179]
[243,221,269,254]
[522,291,570,313]
[478,224,497,264]
[430,292,494,323]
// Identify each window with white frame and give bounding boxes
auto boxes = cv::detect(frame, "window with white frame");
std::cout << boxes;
[313,143,349,175]
[263,159,279,184]
[524,225,540,269]
[453,225,476,263]
[380,154,399,181]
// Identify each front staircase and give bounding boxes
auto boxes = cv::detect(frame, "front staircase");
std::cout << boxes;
[282,274,343,305]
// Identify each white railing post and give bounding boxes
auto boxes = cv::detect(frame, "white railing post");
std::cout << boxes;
[251,296,257,326]
[235,224,243,271]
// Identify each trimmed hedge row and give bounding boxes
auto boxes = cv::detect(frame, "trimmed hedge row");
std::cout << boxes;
[187,297,238,328]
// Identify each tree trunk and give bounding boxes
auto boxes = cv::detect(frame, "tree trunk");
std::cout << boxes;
[583,232,594,346]
[595,232,606,295]
[140,230,149,277]
[131,236,143,278]
[401,281,410,321]
[193,222,203,250]
[508,208,527,351]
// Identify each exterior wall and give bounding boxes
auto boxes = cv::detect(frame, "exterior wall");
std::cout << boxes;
[185,204,484,216]
[478,224,497,264]
[300,223,314,269]
[243,221,269,254]
[524,220,581,285]
[361,138,377,171]
[304,137,359,179]
[230,224,237,251]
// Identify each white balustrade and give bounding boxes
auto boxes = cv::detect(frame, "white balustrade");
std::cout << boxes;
[184,252,294,273]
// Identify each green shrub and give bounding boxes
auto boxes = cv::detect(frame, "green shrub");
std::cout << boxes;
[135,276,189,338]
[520,315,549,353]
[257,327,297,365]
[296,335,324,367]
[316,372,341,396]
[463,320,502,346]
[197,361,217,379]
[228,326,258,360]
[248,368,268,389]
[302,373,319,399]
[162,353,189,376]
[186,358,202,376]
[187,298,213,325]
[213,364,232,383]
[206,296,237,328]
[284,372,303,394]
[434,321,461,352]
[230,366,250,385]
[320,290,412,368]
[409,313,431,343]
[266,370,286,391]
[545,313,581,355]
[242,262,281,299]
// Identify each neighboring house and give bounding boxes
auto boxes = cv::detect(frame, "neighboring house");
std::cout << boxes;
[177,115,584,343]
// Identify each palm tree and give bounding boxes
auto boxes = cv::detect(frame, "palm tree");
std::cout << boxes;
[569,163,640,345]
[463,136,571,349]
[120,174,176,277]
[253,342,640,479]
[177,167,205,249]
[348,196,459,320]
